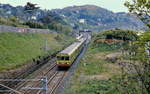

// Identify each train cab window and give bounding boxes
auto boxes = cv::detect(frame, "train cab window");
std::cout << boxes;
[57,56,69,60]
[65,56,69,60]
[57,56,64,60]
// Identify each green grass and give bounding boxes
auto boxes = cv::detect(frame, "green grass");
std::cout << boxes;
[66,80,121,94]
[65,42,122,94]
[0,32,74,72]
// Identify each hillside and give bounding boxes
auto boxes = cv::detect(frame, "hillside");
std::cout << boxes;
[52,5,147,31]
[0,4,147,32]
[0,3,65,25]
[0,32,74,72]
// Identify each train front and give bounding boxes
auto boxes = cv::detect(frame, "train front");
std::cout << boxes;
[56,54,71,67]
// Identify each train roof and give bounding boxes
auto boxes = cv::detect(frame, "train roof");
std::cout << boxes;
[59,38,86,55]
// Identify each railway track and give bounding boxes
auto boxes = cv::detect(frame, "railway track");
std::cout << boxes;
[0,61,68,94]
[0,56,69,94]
[17,66,67,94]
[0,57,56,94]
[48,71,67,94]
[16,63,57,94]
[0,56,53,92]
[16,62,56,89]
[35,71,67,94]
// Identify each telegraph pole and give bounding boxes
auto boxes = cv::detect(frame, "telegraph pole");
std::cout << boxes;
[41,77,48,94]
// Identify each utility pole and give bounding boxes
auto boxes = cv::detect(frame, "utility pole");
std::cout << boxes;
[41,77,48,94]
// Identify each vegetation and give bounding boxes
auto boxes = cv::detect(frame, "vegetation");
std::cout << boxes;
[0,16,73,34]
[124,0,150,28]
[65,36,122,94]
[95,29,138,41]
[48,23,73,34]
[120,31,150,94]
[0,32,74,72]
[24,2,40,11]
[66,29,150,94]
[23,21,48,29]
[0,3,74,72]
[53,5,146,31]
[0,16,28,27]
[65,29,131,94]
[124,0,150,93]
[0,16,46,29]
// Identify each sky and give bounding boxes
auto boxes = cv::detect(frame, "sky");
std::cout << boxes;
[0,0,131,12]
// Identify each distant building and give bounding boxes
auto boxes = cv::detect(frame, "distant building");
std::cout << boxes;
[31,16,36,20]
[79,29,92,32]
[79,19,85,23]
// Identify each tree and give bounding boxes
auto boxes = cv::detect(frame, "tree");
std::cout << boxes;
[101,30,138,41]
[24,2,40,11]
[24,2,40,21]
[124,0,150,28]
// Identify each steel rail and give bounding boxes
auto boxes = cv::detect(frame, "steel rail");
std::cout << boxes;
[21,64,57,94]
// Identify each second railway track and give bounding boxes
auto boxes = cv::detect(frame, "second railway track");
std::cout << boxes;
[15,58,68,94]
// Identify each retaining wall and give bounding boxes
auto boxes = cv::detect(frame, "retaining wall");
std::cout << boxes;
[0,25,52,33]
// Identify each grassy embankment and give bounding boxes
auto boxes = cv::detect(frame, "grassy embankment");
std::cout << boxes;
[0,32,74,72]
[65,29,147,94]
[65,38,124,94]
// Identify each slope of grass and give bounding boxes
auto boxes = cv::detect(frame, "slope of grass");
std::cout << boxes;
[0,17,28,27]
[0,32,74,72]
[65,42,122,94]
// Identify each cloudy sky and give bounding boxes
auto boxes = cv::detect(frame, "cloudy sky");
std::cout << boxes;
[0,0,131,12]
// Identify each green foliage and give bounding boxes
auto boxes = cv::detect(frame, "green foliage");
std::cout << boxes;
[79,51,106,75]
[66,80,120,94]
[48,23,73,34]
[0,32,74,72]
[65,36,122,94]
[124,0,150,28]
[0,17,28,27]
[66,30,149,94]
[55,5,146,31]
[97,29,138,41]
[23,21,48,29]
[91,42,121,52]
[127,31,150,61]
[140,31,150,41]
[24,2,40,11]
[121,31,150,93]
[0,16,72,34]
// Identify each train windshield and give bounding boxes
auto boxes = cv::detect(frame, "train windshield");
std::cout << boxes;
[65,56,69,60]
[57,56,69,60]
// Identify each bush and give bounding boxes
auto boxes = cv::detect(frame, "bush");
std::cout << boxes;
[96,29,138,41]
[23,21,48,29]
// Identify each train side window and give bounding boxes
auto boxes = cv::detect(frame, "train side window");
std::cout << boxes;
[61,57,65,60]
